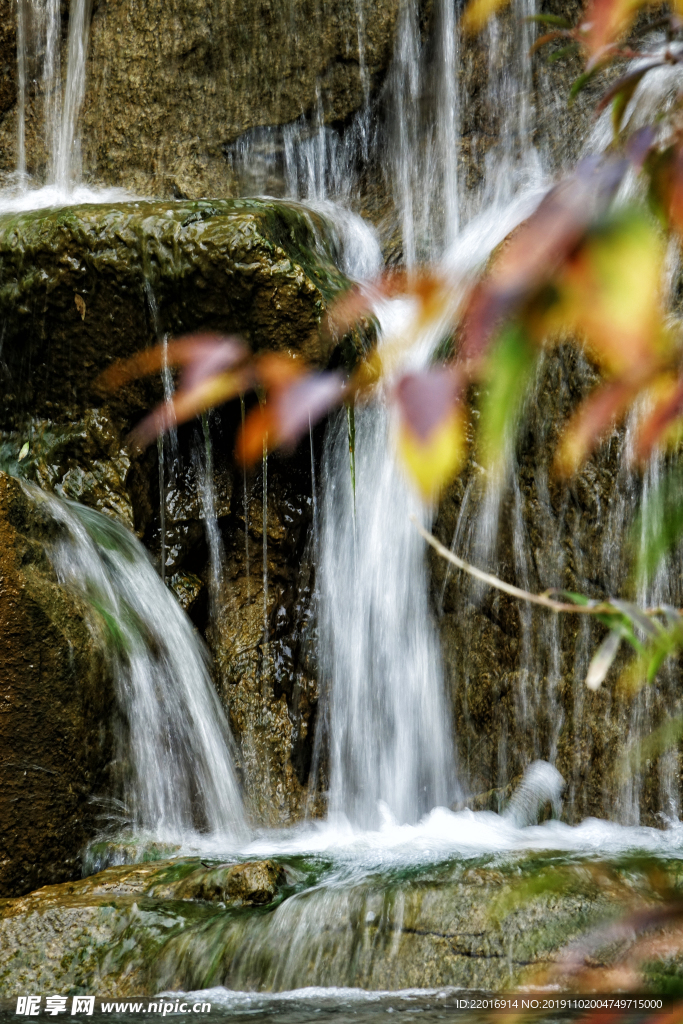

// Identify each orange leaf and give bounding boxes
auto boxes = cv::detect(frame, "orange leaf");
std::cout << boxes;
[235,371,346,464]
[129,369,252,450]
[99,333,248,390]
[580,0,646,55]
[636,373,683,461]
[555,371,654,475]
[235,404,275,465]
[459,160,628,363]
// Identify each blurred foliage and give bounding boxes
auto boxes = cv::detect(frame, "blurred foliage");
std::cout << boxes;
[96,0,683,998]
[100,0,683,750]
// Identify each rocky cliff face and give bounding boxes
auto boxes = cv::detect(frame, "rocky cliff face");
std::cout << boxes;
[432,345,683,827]
[0,0,409,197]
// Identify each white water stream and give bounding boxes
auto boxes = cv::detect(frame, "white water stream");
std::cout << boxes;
[4,0,683,865]
[30,485,246,843]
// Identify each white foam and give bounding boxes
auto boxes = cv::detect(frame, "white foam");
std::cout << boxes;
[0,181,133,216]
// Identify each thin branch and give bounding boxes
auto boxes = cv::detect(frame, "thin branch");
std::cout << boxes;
[411,516,617,615]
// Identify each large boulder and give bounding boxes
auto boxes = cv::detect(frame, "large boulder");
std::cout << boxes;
[0,471,115,897]
[0,198,348,429]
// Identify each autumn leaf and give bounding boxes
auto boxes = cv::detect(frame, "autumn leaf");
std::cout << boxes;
[394,367,466,498]
[548,210,665,376]
[555,373,653,475]
[579,0,647,56]
[635,372,683,461]
[99,333,249,392]
[646,141,683,236]
[461,0,510,34]
[595,61,664,137]
[130,367,254,450]
[236,369,346,464]
[459,159,628,363]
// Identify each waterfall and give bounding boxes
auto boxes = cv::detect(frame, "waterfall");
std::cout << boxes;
[306,0,548,827]
[3,0,127,211]
[30,485,246,842]
[5,0,683,837]
[319,392,456,829]
[53,0,92,189]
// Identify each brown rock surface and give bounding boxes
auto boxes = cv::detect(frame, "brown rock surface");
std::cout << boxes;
[0,472,115,897]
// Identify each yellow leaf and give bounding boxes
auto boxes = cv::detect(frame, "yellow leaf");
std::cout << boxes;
[462,0,511,34]
[397,407,467,500]
[544,212,665,375]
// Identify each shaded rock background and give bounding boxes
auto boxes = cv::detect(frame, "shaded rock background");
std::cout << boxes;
[0,0,411,197]
[432,346,683,827]
[0,472,115,898]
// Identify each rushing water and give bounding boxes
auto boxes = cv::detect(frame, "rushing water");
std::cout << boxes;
[29,485,246,843]
[6,0,683,1013]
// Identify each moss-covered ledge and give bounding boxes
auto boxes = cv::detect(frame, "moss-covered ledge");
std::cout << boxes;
[0,198,352,431]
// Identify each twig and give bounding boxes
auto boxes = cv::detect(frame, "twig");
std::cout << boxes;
[411,516,618,615]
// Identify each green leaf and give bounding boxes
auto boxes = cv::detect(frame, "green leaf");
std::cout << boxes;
[525,13,571,26]
[610,599,661,638]
[618,713,683,779]
[17,441,29,462]
[644,145,675,229]
[633,466,683,587]
[478,322,538,472]
[559,591,592,606]
[547,43,580,62]
[594,612,645,654]
[569,68,600,103]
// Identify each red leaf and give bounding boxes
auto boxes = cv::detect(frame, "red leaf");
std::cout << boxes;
[636,375,683,461]
[235,371,346,464]
[555,370,653,475]
[272,372,346,447]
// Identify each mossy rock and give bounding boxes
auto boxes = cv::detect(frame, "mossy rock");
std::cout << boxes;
[0,197,351,431]
[2,853,683,997]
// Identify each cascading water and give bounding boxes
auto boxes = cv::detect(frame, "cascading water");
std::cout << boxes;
[2,0,127,210]
[318,344,457,829]
[4,0,683,865]
[29,484,246,842]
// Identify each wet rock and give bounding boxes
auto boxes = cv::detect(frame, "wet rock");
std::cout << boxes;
[0,471,115,897]
[432,344,683,826]
[0,198,349,430]
[0,198,345,828]
[169,571,205,613]
[0,0,15,122]
[1,854,680,997]
[173,860,287,906]
[0,0,406,196]
[208,445,322,826]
